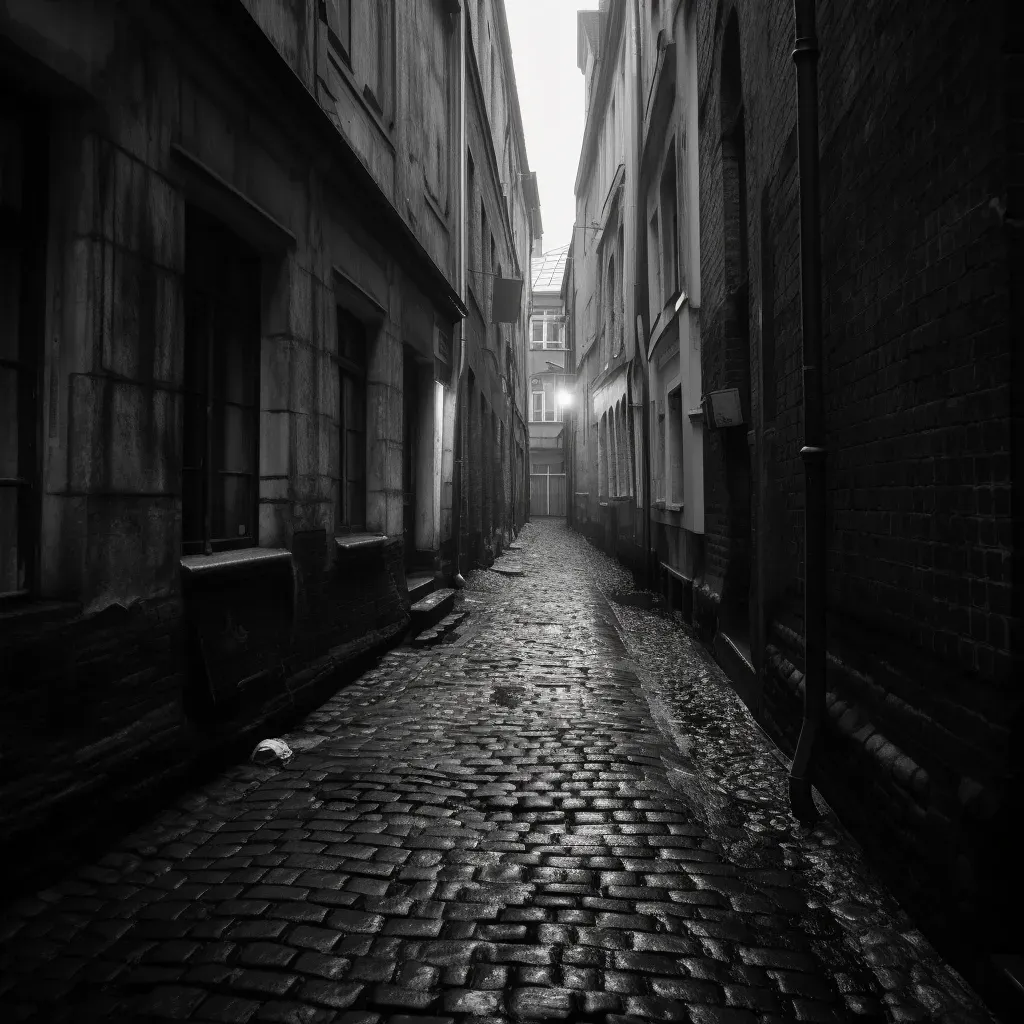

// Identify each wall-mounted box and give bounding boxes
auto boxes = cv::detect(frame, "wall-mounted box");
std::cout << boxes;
[701,388,744,429]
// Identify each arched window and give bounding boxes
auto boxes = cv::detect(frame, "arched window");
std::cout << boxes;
[604,254,616,365]
[598,413,609,496]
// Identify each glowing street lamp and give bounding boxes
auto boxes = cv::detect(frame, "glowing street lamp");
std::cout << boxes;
[555,388,574,409]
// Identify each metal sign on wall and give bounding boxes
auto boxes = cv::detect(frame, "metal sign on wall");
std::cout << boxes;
[491,277,524,323]
[702,388,744,429]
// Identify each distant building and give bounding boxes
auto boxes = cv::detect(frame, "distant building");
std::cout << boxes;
[528,245,571,518]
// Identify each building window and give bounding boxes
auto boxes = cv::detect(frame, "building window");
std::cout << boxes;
[667,385,683,505]
[0,102,45,598]
[603,254,615,365]
[467,151,477,285]
[322,0,352,62]
[648,210,662,321]
[182,209,261,556]
[544,380,557,422]
[655,401,666,502]
[530,315,564,349]
[660,146,679,302]
[425,0,453,207]
[363,0,394,120]
[336,308,367,531]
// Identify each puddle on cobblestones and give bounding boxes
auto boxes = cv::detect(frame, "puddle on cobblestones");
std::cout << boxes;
[489,684,527,708]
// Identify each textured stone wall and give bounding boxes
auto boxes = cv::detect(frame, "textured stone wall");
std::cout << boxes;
[0,0,469,875]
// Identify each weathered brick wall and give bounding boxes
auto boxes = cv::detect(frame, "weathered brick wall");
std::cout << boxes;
[697,0,1022,970]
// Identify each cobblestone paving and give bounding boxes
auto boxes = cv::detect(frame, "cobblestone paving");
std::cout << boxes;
[0,522,995,1023]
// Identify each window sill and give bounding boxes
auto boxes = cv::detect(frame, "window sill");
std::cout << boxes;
[335,532,388,554]
[664,502,684,513]
[180,547,292,579]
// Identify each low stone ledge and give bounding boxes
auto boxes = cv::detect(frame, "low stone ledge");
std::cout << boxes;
[180,547,292,578]
[334,533,389,554]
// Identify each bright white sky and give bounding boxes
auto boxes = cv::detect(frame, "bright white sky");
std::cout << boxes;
[505,0,600,255]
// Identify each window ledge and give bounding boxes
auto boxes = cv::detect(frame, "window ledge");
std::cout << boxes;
[180,548,292,579]
[664,502,684,513]
[335,532,388,553]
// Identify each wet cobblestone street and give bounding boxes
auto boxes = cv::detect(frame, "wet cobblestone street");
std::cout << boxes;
[0,522,996,1023]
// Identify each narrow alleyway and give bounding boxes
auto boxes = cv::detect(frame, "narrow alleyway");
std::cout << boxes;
[0,523,994,1024]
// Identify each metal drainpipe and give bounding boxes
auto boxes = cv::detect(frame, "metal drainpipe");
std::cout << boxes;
[788,0,827,824]
[450,0,468,589]
[632,0,653,589]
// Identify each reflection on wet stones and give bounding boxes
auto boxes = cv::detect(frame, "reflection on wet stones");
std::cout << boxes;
[490,684,527,708]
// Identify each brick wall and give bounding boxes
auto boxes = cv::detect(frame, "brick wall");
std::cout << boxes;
[696,0,1022,971]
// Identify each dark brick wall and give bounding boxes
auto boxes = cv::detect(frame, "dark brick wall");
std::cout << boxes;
[696,0,1022,968]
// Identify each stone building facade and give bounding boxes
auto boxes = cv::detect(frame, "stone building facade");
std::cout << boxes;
[455,0,535,571]
[0,0,535,881]
[528,244,571,519]
[570,3,642,566]
[566,0,1022,996]
[637,0,705,628]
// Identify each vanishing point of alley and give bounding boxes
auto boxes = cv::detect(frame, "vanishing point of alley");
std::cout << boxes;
[0,524,993,1024]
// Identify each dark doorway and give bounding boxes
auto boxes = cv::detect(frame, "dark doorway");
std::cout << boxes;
[403,346,420,568]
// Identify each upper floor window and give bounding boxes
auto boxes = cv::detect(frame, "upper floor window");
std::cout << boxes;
[323,0,352,62]
[529,376,569,423]
[362,0,394,120]
[319,0,394,125]
[182,208,262,556]
[648,211,662,320]
[530,315,564,349]
[660,145,679,301]
[424,0,454,208]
